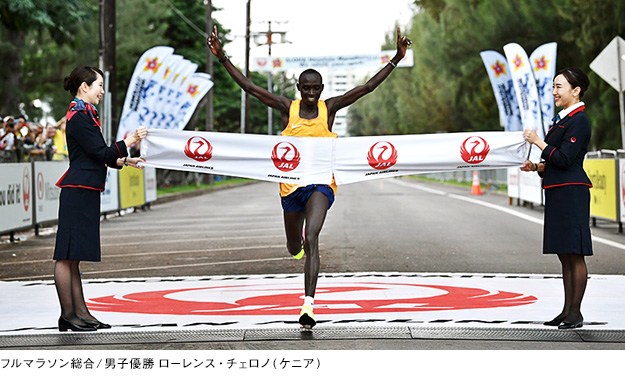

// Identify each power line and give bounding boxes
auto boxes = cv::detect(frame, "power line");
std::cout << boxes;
[160,0,208,39]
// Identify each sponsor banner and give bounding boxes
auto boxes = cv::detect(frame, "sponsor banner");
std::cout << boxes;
[117,46,175,141]
[252,49,414,72]
[119,166,146,210]
[480,50,523,131]
[101,167,119,213]
[140,129,334,186]
[585,159,618,221]
[117,47,213,141]
[503,43,544,139]
[33,161,67,224]
[144,166,157,204]
[333,132,529,185]
[170,72,214,131]
[529,42,557,135]
[153,61,199,130]
[141,130,528,186]
[0,163,32,232]
[518,167,544,205]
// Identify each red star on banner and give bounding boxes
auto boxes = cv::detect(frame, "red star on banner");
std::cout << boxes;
[187,84,200,97]
[381,55,391,64]
[534,56,549,71]
[491,60,506,77]
[144,57,161,73]
[512,54,524,71]
[272,58,283,68]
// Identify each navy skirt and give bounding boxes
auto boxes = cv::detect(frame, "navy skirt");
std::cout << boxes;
[53,187,102,262]
[543,185,593,256]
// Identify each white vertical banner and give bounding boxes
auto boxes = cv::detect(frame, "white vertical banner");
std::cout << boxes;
[116,46,175,141]
[136,54,183,131]
[333,132,529,185]
[529,42,557,136]
[503,43,544,141]
[154,61,199,130]
[171,72,214,130]
[480,50,523,131]
[140,129,334,185]
[146,57,192,130]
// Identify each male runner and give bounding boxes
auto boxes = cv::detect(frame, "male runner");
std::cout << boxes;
[207,25,412,328]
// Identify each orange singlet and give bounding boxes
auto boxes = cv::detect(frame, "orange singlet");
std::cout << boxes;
[279,100,337,197]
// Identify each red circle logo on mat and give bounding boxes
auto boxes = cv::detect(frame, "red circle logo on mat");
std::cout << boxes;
[271,142,301,172]
[460,136,490,164]
[87,281,536,316]
[22,168,30,212]
[367,141,398,170]
[184,136,213,162]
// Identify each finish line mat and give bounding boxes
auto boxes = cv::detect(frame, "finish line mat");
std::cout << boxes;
[1,272,624,334]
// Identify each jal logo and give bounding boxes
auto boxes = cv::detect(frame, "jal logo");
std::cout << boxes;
[367,141,398,170]
[184,136,213,162]
[460,136,490,164]
[22,168,30,212]
[86,280,537,316]
[271,142,301,172]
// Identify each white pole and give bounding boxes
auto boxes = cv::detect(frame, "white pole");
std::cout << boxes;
[619,41,625,149]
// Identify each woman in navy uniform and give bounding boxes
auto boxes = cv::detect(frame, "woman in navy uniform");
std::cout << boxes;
[53,66,147,332]
[522,67,592,329]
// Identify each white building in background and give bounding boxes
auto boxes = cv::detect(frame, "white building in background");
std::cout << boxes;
[323,69,359,137]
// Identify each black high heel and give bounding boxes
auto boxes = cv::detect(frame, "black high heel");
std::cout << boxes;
[58,317,97,332]
[558,315,583,329]
[544,313,567,326]
[78,316,112,329]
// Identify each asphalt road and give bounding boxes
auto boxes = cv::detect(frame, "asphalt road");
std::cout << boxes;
[1,177,625,351]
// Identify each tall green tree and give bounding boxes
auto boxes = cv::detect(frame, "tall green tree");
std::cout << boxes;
[349,0,625,149]
[0,0,95,116]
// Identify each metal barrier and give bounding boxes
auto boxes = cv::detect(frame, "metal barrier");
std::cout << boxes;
[0,162,157,241]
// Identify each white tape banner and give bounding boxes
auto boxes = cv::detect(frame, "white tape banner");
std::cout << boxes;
[333,131,529,185]
[141,130,529,186]
[140,129,334,185]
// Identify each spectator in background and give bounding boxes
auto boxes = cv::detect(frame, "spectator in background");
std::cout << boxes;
[26,123,47,161]
[52,116,68,161]
[1,116,16,162]
[44,123,57,160]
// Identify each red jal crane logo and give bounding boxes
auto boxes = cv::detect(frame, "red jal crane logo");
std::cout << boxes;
[184,136,213,162]
[271,142,301,172]
[460,136,490,164]
[367,141,398,170]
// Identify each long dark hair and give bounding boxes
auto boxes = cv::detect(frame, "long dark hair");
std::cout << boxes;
[63,66,104,98]
[555,67,590,98]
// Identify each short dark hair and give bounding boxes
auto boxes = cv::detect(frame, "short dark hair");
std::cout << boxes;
[555,67,590,98]
[298,68,322,84]
[63,66,104,98]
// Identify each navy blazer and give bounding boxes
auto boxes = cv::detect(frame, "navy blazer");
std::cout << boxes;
[539,105,592,189]
[56,101,127,191]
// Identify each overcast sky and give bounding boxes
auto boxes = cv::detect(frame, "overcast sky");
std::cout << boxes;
[211,0,417,66]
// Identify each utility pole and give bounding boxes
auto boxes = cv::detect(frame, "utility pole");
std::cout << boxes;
[205,0,214,132]
[240,0,251,134]
[99,0,116,143]
[267,21,273,135]
[253,21,289,135]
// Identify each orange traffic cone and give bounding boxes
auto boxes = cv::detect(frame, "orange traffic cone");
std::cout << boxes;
[471,171,482,195]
